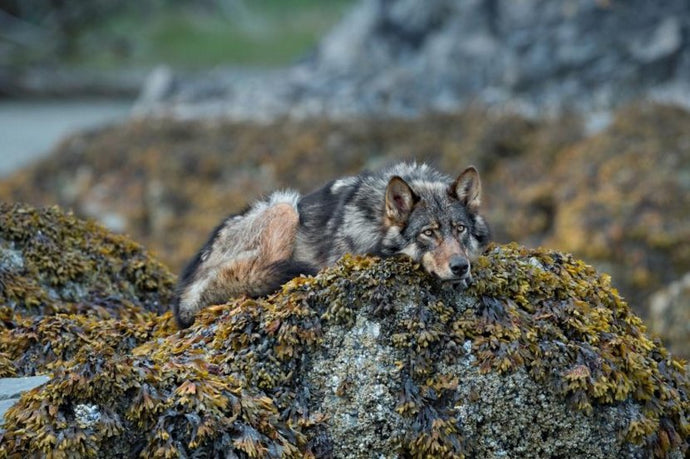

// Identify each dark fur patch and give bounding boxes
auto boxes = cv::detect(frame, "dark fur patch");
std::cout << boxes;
[263,259,319,293]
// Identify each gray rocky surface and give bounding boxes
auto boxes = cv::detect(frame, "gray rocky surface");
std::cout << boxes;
[306,293,644,458]
[648,272,690,359]
[0,375,50,420]
[133,0,690,121]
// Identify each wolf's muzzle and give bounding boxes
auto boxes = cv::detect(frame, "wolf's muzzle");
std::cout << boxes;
[449,255,470,278]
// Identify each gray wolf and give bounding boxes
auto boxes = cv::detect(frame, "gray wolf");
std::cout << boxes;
[173,163,490,327]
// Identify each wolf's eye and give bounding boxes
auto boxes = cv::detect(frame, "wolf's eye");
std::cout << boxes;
[455,224,466,233]
[422,229,434,237]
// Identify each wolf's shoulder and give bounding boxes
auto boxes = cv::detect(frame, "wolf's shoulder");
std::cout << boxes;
[369,162,450,183]
[301,162,449,208]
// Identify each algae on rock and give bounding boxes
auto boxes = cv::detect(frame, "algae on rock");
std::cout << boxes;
[0,205,687,458]
[0,203,176,377]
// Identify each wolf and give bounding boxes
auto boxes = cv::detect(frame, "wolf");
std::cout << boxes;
[173,163,490,328]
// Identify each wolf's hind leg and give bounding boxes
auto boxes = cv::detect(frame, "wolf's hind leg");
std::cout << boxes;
[173,199,312,328]
[242,202,317,295]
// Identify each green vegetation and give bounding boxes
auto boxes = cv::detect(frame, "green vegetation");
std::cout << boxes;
[7,0,354,70]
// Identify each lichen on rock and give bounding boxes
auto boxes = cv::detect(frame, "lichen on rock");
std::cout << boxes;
[0,209,687,458]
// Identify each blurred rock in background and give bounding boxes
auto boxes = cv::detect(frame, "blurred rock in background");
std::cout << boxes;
[133,0,690,120]
[0,0,352,97]
[649,273,690,360]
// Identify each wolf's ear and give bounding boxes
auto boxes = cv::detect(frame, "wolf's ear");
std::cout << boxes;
[385,176,417,225]
[451,166,481,211]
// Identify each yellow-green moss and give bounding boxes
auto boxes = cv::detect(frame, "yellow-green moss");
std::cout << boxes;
[467,244,688,451]
[303,248,689,456]
[0,203,175,316]
[2,245,687,457]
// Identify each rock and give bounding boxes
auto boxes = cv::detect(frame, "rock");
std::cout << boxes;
[0,375,50,420]
[628,17,682,64]
[308,316,634,458]
[0,376,51,401]
[0,203,177,377]
[0,202,174,318]
[1,238,687,457]
[132,65,176,116]
[648,273,690,359]
[132,0,690,120]
[0,399,15,421]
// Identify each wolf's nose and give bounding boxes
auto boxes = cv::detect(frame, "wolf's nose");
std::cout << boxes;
[449,256,469,277]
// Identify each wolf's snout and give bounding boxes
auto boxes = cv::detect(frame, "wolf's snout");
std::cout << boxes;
[449,256,469,278]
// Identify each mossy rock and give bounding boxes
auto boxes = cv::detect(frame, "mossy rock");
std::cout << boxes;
[540,105,690,307]
[0,203,176,377]
[1,234,687,456]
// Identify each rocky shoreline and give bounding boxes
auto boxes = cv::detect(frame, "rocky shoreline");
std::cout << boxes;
[2,102,689,357]
[1,1,689,455]
[0,204,687,457]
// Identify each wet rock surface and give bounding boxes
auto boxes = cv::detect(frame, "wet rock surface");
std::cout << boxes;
[0,376,51,400]
[0,375,50,419]
[0,207,687,457]
[306,310,640,458]
[133,0,690,120]
[648,273,690,359]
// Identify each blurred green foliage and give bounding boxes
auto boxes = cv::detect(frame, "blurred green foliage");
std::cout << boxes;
[0,0,354,69]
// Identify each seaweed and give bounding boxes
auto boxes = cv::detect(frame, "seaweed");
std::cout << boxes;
[2,243,686,457]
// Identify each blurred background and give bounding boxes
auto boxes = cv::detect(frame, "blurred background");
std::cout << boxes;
[0,0,353,173]
[0,0,689,357]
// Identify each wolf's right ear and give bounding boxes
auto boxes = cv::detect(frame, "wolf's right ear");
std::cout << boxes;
[385,176,417,225]
[451,166,481,211]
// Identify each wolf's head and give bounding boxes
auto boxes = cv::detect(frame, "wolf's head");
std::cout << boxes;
[382,166,490,287]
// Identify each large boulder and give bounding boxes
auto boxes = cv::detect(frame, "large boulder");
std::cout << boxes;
[0,203,176,377]
[0,206,687,457]
[133,0,690,120]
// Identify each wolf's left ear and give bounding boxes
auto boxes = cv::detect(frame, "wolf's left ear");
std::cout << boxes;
[385,176,417,225]
[451,166,481,211]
